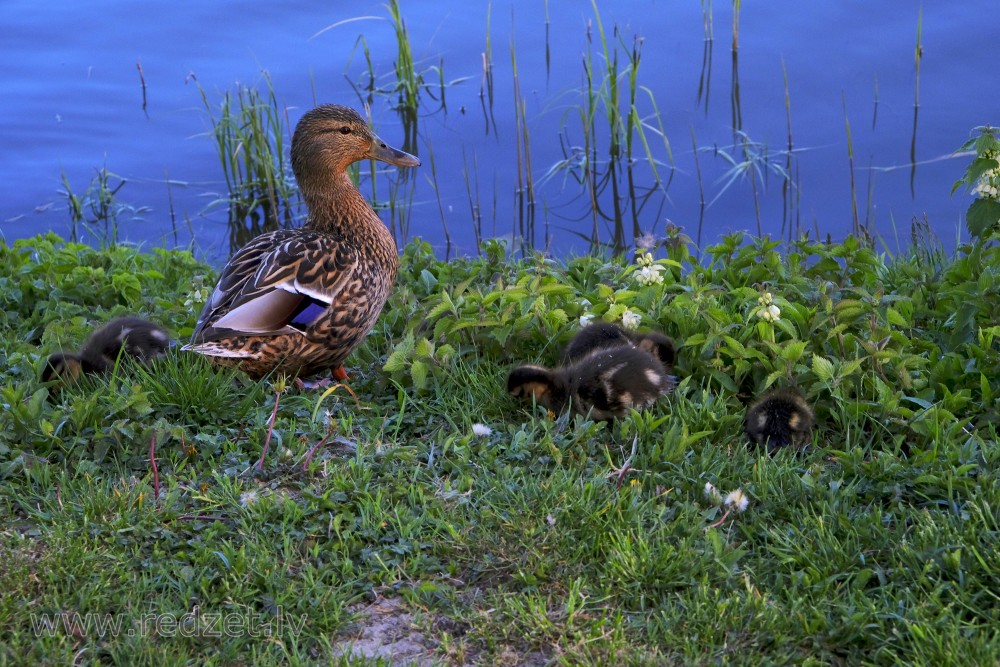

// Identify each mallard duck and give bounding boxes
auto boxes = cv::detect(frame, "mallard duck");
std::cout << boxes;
[565,321,677,370]
[182,104,420,380]
[744,387,815,451]
[41,316,171,387]
[508,345,675,421]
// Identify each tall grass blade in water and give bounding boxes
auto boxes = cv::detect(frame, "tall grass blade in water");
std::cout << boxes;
[480,0,498,136]
[843,94,860,236]
[60,164,146,247]
[510,18,536,252]
[386,0,420,153]
[910,6,923,198]
[730,0,742,134]
[697,0,714,116]
[199,76,301,253]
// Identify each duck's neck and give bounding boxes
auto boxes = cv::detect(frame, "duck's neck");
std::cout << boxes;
[300,171,397,256]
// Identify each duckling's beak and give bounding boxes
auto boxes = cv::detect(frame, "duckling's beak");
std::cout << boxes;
[368,135,421,168]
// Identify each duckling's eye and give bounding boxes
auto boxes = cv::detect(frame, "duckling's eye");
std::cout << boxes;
[338,126,352,135]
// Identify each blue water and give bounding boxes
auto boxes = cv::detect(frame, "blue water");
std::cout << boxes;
[1,1,996,262]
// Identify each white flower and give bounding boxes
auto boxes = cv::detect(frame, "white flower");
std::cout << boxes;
[471,423,493,437]
[636,251,655,267]
[704,482,722,504]
[621,309,641,329]
[579,313,595,327]
[757,304,781,322]
[757,292,773,307]
[724,489,749,513]
[635,264,665,287]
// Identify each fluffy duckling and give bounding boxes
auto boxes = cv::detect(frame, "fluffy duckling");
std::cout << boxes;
[508,345,675,421]
[744,387,815,451]
[564,321,677,371]
[183,104,420,380]
[41,316,171,387]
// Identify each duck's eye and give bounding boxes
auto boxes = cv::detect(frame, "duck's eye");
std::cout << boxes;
[338,126,352,135]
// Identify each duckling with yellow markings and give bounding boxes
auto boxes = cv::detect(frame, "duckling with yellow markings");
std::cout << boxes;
[744,387,816,451]
[183,104,420,380]
[508,345,675,421]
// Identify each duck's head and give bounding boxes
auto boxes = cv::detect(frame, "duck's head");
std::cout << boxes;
[291,104,420,182]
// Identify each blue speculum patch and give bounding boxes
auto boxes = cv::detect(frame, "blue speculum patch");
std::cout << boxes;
[288,300,327,330]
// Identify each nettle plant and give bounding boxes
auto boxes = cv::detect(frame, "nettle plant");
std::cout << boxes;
[953,125,1000,240]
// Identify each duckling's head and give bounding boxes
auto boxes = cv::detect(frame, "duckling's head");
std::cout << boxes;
[507,365,568,415]
[744,388,816,452]
[41,353,86,389]
[84,317,171,367]
[634,331,677,369]
[291,105,420,185]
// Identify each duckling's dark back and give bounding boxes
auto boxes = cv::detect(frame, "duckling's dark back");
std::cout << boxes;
[567,346,675,420]
[565,321,677,372]
[564,322,634,362]
[42,316,171,389]
[81,317,170,368]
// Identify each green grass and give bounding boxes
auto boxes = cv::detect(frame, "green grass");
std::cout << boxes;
[2,228,1000,665]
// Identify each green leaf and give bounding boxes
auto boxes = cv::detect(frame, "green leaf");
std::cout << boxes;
[780,340,808,363]
[812,355,835,383]
[111,272,142,305]
[414,337,434,358]
[886,307,907,327]
[410,360,428,390]
[383,335,413,372]
[967,199,1000,238]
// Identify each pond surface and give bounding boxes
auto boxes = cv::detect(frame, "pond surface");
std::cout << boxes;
[1,0,995,263]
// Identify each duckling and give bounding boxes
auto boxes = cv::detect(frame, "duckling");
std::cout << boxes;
[41,316,171,387]
[508,345,675,421]
[183,104,420,380]
[565,321,677,370]
[744,387,815,451]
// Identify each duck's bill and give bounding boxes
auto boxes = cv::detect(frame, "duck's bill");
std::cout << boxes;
[368,136,420,167]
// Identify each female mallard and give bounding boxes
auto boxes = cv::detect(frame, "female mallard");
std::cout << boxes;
[508,345,675,421]
[42,316,171,387]
[565,321,677,371]
[183,105,420,380]
[744,387,815,451]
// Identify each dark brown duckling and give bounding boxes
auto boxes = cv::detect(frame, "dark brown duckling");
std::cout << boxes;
[565,321,677,371]
[744,387,815,452]
[508,345,676,421]
[41,317,171,388]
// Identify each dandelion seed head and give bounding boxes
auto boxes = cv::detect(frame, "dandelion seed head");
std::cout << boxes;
[471,423,493,437]
[724,489,749,513]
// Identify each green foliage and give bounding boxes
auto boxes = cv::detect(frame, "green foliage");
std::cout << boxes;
[3,229,1000,664]
[953,126,1000,239]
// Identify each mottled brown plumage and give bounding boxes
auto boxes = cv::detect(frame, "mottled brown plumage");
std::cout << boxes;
[41,316,171,388]
[744,387,816,452]
[508,345,676,421]
[183,105,420,379]
[564,321,677,371]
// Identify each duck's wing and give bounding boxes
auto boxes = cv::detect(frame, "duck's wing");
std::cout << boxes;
[188,230,357,344]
